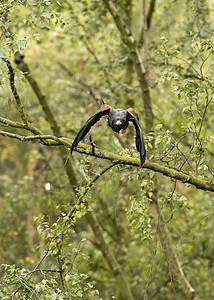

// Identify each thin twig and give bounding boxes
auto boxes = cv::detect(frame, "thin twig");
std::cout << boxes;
[66,162,118,221]
[56,246,67,291]
[3,58,29,126]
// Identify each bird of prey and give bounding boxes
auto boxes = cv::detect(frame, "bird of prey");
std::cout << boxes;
[70,104,146,167]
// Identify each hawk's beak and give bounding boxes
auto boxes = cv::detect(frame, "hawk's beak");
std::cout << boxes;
[115,120,122,125]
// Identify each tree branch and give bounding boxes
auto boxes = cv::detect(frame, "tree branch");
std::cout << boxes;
[14,51,79,188]
[67,163,117,217]
[102,0,154,132]
[3,58,29,126]
[14,52,61,136]
[143,0,150,76]
[0,129,213,193]
[147,0,156,29]
[150,197,199,299]
[138,0,156,44]
[0,116,49,142]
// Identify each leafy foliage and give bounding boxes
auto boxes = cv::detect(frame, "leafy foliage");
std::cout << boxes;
[0,0,214,299]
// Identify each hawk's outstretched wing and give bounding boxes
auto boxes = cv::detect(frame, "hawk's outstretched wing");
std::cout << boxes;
[127,108,146,167]
[70,104,111,155]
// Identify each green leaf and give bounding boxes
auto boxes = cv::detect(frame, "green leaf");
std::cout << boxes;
[2,21,9,29]
[17,40,27,51]
[40,22,49,28]
[0,47,5,59]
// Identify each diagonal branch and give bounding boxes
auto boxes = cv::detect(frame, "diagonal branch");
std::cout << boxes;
[0,116,48,139]
[14,51,78,188]
[138,0,156,45]
[147,0,156,29]
[66,162,118,221]
[1,128,213,193]
[76,145,214,193]
[150,197,199,299]
[14,52,61,136]
[102,0,154,132]
[3,58,29,126]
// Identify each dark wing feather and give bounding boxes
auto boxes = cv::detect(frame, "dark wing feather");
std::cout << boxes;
[127,108,146,167]
[70,104,111,155]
